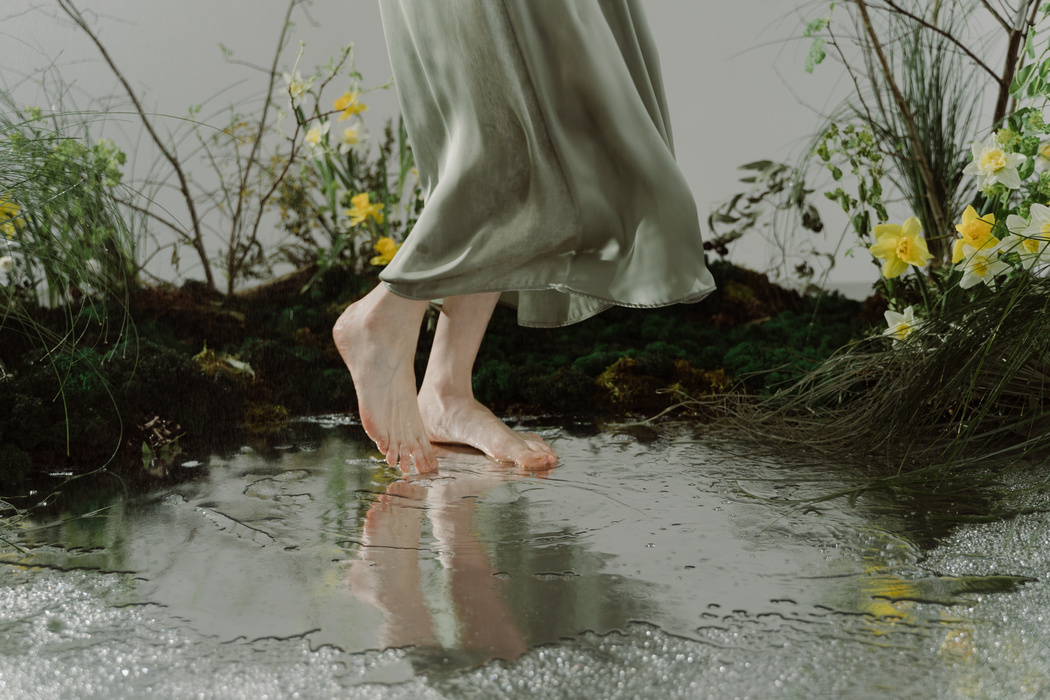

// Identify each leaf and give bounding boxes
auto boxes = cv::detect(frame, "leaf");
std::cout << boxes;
[739,160,776,171]
[1011,64,1036,97]
[805,38,826,74]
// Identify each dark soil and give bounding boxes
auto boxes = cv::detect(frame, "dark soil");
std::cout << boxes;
[0,261,869,494]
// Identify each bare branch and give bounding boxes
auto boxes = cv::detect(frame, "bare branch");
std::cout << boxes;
[854,0,947,236]
[875,0,1003,82]
[977,0,1012,31]
[54,0,216,291]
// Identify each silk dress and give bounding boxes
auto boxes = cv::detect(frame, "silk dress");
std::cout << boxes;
[378,0,715,327]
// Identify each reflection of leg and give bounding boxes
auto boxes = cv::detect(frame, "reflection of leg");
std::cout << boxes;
[333,285,437,473]
[346,480,436,648]
[428,475,528,660]
[418,293,557,470]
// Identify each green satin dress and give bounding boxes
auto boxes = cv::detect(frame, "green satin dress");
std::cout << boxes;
[378,0,715,327]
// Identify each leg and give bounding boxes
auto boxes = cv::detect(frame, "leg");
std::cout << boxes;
[333,284,438,473]
[418,292,557,470]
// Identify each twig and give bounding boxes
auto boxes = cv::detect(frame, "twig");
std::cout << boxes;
[55,0,216,291]
[225,0,300,296]
[977,0,1012,31]
[875,0,1002,81]
[996,1,1043,124]
[854,0,947,237]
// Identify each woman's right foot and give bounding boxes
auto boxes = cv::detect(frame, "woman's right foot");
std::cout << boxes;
[333,286,437,473]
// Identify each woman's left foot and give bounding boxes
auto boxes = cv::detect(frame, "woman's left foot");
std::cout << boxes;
[417,388,557,470]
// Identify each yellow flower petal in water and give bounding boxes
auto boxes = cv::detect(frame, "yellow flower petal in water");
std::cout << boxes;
[952,206,999,263]
[869,217,933,279]
[334,91,368,121]
[369,237,401,266]
[344,192,385,227]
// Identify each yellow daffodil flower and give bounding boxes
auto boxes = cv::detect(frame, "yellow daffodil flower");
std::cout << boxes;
[334,91,368,121]
[345,192,385,226]
[952,206,998,263]
[0,197,25,237]
[370,237,401,266]
[868,217,933,278]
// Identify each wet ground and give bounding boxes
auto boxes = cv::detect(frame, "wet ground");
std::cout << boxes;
[2,418,1049,699]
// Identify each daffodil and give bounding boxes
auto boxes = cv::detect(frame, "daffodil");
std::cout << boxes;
[952,205,999,264]
[0,255,13,274]
[303,121,330,156]
[1004,204,1050,271]
[345,192,385,226]
[964,132,1026,191]
[1036,140,1050,173]
[369,237,401,266]
[334,91,367,121]
[883,305,922,344]
[281,71,313,109]
[959,241,1009,289]
[868,217,933,278]
[337,120,368,155]
[0,197,25,237]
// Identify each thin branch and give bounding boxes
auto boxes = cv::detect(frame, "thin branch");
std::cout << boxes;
[854,0,947,237]
[978,0,1012,31]
[875,0,1003,82]
[993,0,1041,124]
[54,0,216,291]
[119,198,194,242]
[225,0,300,296]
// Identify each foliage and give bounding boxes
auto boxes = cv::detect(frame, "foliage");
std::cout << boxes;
[271,61,422,291]
[706,160,827,283]
[0,100,134,308]
[697,1,1050,491]
[54,0,420,297]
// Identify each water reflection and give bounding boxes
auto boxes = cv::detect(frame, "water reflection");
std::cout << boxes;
[2,421,1039,694]
[347,454,530,661]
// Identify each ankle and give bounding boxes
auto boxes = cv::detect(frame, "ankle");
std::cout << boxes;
[420,377,473,404]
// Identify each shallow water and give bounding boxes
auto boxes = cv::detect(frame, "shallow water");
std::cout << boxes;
[1,419,1049,699]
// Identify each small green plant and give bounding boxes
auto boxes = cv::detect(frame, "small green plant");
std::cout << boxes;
[271,54,422,290]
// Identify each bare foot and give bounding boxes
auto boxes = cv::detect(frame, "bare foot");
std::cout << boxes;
[418,387,557,470]
[333,286,437,473]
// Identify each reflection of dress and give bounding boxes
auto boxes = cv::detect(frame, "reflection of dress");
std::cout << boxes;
[378,0,715,327]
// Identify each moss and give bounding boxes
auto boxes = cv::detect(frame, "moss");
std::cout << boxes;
[243,401,291,435]
[0,443,32,490]
[473,360,521,407]
[521,367,595,413]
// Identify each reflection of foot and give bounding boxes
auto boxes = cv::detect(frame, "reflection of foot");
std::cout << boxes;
[347,480,436,648]
[333,288,437,473]
[418,388,556,470]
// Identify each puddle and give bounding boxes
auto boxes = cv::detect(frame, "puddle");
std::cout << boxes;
[1,420,1048,698]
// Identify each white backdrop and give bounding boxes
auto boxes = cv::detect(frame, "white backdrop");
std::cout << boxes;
[2,1,884,295]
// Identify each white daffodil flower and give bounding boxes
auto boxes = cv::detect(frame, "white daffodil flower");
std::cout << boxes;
[959,241,1010,289]
[964,132,1026,191]
[883,305,922,344]
[1004,206,1050,272]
